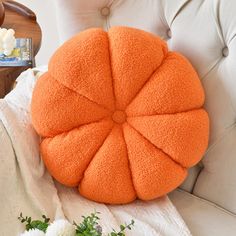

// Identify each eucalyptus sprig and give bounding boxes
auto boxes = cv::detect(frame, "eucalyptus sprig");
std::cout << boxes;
[18,211,135,236]
[18,213,50,233]
[73,211,102,236]
[108,220,135,236]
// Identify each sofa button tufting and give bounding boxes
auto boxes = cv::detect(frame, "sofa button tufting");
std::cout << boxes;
[222,47,229,57]
[167,29,172,38]
[100,7,110,17]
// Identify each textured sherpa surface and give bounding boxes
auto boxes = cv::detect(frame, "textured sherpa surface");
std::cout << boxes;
[31,26,209,204]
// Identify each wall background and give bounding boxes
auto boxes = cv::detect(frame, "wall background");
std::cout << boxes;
[15,0,60,65]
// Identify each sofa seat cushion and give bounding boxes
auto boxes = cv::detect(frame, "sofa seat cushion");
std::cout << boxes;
[169,189,236,236]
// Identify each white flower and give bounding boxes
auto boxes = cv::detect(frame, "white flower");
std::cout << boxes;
[0,28,16,55]
[20,229,45,236]
[45,219,76,236]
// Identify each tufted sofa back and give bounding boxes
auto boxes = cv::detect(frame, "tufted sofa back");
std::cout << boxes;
[54,0,236,214]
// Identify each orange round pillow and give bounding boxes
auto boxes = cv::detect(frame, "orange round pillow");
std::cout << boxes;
[31,27,209,204]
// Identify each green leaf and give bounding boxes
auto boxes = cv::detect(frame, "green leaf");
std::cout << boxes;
[30,220,49,233]
[18,213,50,233]
[74,212,102,236]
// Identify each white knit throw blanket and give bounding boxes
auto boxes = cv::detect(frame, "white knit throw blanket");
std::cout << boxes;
[0,68,191,236]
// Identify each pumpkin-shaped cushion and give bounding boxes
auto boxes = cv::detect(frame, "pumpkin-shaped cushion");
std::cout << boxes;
[31,27,209,204]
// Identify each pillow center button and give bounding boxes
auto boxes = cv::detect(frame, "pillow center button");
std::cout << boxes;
[112,110,127,124]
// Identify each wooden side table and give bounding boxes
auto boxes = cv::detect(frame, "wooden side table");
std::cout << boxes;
[0,1,42,98]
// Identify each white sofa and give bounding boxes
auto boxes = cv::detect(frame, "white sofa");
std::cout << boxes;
[54,0,236,235]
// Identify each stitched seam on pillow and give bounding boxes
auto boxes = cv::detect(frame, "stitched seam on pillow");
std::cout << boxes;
[121,125,138,198]
[127,107,204,117]
[78,125,114,185]
[126,122,186,170]
[106,32,116,108]
[48,71,112,112]
[42,117,112,139]
[125,51,169,110]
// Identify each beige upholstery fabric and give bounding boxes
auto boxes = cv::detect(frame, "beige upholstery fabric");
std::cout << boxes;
[169,189,236,236]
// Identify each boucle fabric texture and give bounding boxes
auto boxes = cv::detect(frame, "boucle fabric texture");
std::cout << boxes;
[31,26,209,204]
